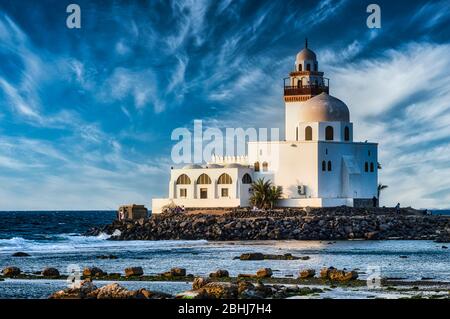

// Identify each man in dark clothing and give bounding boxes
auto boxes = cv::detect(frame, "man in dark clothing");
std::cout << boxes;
[372,196,378,208]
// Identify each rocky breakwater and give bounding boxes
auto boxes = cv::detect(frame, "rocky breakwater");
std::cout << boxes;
[84,207,450,241]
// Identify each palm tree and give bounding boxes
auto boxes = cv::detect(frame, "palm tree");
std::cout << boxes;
[377,184,388,203]
[268,185,283,209]
[250,178,282,209]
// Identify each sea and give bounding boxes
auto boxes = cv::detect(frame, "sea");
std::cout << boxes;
[0,210,449,299]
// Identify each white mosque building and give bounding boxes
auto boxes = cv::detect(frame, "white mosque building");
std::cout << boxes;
[152,41,378,213]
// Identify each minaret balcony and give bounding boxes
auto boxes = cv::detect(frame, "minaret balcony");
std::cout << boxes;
[284,84,329,96]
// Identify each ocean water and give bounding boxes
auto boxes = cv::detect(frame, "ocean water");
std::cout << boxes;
[0,211,449,299]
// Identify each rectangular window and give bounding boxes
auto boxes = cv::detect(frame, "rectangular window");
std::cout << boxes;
[180,188,187,198]
[200,188,208,199]
[221,188,229,197]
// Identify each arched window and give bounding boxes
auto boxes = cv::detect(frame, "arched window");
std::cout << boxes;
[314,63,318,71]
[296,127,299,141]
[344,126,350,141]
[298,64,302,71]
[262,162,268,172]
[364,162,369,172]
[176,174,191,185]
[218,173,232,184]
[322,160,326,171]
[306,63,311,71]
[242,173,252,184]
[325,126,334,141]
[254,162,260,172]
[305,126,313,141]
[327,161,332,171]
[197,174,212,184]
[370,162,374,172]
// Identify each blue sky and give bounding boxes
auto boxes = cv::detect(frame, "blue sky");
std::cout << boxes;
[0,0,449,210]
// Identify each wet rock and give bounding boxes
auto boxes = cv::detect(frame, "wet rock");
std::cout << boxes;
[299,269,316,279]
[256,268,273,278]
[237,281,255,294]
[83,267,106,277]
[2,266,21,277]
[124,267,144,277]
[192,277,211,290]
[12,252,30,257]
[42,267,60,277]
[209,269,229,278]
[96,255,118,259]
[170,267,186,277]
[49,280,97,299]
[239,253,264,260]
[199,282,238,299]
[320,267,358,281]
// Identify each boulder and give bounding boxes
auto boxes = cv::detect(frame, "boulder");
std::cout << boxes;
[320,267,358,281]
[83,267,105,277]
[49,280,97,299]
[2,266,21,277]
[89,283,137,299]
[124,267,144,277]
[12,252,30,257]
[192,277,211,290]
[96,255,118,259]
[199,282,238,299]
[209,269,229,278]
[320,267,335,279]
[299,269,316,279]
[237,281,255,294]
[170,267,186,277]
[239,253,264,260]
[256,268,273,278]
[42,267,60,277]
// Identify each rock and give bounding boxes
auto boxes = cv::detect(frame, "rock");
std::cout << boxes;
[50,282,172,299]
[192,277,211,290]
[42,267,60,277]
[299,256,310,260]
[96,255,118,259]
[89,283,137,299]
[124,267,144,277]
[299,269,316,279]
[2,266,21,277]
[239,253,264,260]
[83,267,105,277]
[12,252,30,257]
[320,267,358,281]
[256,268,273,278]
[209,269,229,278]
[176,290,208,299]
[237,273,256,278]
[170,267,186,277]
[320,267,335,279]
[441,246,448,249]
[237,281,255,294]
[399,255,408,259]
[49,280,97,299]
[198,282,238,299]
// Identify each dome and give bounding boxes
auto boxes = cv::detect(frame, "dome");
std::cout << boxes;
[299,93,350,122]
[182,164,203,169]
[296,48,317,62]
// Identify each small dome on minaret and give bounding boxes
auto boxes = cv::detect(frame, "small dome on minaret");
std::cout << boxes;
[296,38,317,62]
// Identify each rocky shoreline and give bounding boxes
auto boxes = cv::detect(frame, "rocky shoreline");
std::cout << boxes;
[84,207,450,241]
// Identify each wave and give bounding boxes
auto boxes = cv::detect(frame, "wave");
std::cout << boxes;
[0,234,209,254]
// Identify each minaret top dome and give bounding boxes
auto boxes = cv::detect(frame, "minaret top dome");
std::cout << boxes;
[296,38,317,62]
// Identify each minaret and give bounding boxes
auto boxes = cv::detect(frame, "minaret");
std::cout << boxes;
[284,40,330,140]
